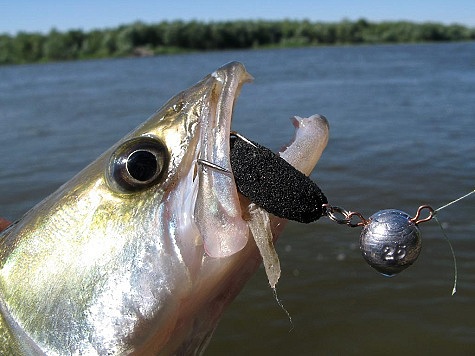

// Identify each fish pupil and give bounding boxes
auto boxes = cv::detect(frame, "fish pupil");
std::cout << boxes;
[107,137,169,193]
[127,150,158,182]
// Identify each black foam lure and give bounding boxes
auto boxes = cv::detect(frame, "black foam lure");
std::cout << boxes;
[230,134,327,223]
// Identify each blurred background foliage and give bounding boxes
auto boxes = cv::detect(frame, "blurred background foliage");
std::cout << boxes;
[1,19,474,65]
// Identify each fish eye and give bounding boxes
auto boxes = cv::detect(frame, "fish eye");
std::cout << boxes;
[107,137,169,193]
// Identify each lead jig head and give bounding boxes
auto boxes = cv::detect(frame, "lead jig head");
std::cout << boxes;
[323,204,434,276]
[360,209,422,276]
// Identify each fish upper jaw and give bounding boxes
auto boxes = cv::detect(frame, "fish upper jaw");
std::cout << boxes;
[193,62,254,258]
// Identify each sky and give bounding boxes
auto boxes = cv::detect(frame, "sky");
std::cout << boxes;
[1,0,474,35]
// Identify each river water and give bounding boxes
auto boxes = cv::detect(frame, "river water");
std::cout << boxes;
[1,42,474,355]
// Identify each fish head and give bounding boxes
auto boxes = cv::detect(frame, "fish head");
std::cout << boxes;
[0,62,329,355]
[104,61,254,261]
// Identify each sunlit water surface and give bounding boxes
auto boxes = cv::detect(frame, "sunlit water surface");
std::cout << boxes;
[1,42,474,354]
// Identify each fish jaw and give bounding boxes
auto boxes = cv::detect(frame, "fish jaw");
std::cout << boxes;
[194,63,254,258]
[0,62,329,355]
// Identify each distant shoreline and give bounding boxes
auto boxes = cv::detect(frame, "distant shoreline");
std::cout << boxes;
[1,19,474,65]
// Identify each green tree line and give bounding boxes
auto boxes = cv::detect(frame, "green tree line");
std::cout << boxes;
[1,19,474,65]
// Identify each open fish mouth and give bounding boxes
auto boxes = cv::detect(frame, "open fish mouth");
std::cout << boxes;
[191,62,329,259]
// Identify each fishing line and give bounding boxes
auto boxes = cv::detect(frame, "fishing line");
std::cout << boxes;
[429,188,475,295]
[433,215,458,295]
[435,188,475,213]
